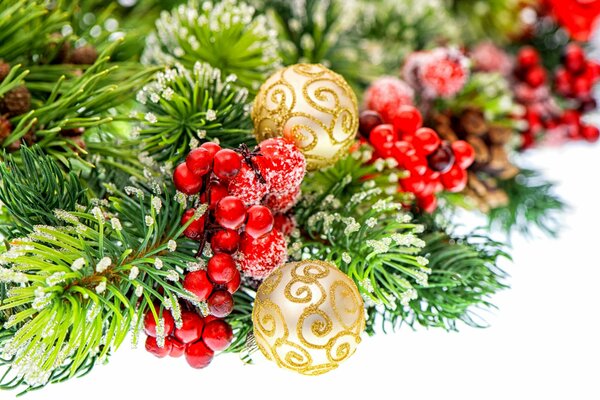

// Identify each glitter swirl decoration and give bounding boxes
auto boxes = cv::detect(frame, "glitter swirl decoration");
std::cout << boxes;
[252,260,365,375]
[251,64,359,170]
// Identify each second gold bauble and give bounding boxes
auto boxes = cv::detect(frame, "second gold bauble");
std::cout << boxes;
[251,63,359,170]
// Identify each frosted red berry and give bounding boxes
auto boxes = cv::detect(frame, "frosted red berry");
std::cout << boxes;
[185,340,214,369]
[174,310,205,344]
[145,336,172,358]
[245,205,274,239]
[213,149,242,181]
[186,147,212,177]
[257,138,306,193]
[228,163,268,206]
[144,308,175,337]
[238,229,287,279]
[264,187,301,213]
[183,270,214,301]
[207,253,238,284]
[215,196,246,230]
[207,290,234,318]
[173,163,202,195]
[273,214,296,236]
[202,319,234,352]
[211,229,240,254]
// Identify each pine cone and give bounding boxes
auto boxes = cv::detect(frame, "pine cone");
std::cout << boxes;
[488,125,512,145]
[0,115,12,142]
[0,60,10,82]
[458,108,487,136]
[0,86,31,116]
[68,45,98,65]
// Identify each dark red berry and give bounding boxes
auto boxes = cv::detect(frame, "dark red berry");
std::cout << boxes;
[181,209,205,240]
[245,205,274,239]
[273,214,296,236]
[226,269,241,293]
[145,336,172,358]
[144,308,175,337]
[174,310,205,344]
[413,127,441,155]
[207,290,234,318]
[167,337,186,358]
[427,142,455,173]
[517,46,540,69]
[215,196,246,230]
[202,319,233,351]
[213,149,242,181]
[451,140,475,169]
[183,270,214,301]
[359,110,383,138]
[211,229,240,254]
[200,142,221,159]
[440,164,467,192]
[391,105,422,136]
[186,147,212,177]
[185,340,214,369]
[207,253,238,284]
[173,163,202,195]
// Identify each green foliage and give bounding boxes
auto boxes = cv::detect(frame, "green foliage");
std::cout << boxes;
[488,169,565,238]
[0,146,87,239]
[142,0,281,91]
[130,62,254,165]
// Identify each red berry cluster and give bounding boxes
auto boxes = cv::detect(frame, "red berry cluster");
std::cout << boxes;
[359,105,475,213]
[555,43,600,104]
[143,306,233,369]
[174,139,304,284]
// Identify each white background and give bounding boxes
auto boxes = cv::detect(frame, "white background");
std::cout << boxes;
[1,142,597,399]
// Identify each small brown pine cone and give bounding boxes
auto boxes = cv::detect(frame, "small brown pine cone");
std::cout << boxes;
[468,172,488,197]
[486,189,509,209]
[488,125,513,145]
[1,86,31,116]
[435,123,459,142]
[459,108,488,136]
[0,115,12,141]
[498,164,520,180]
[466,135,490,164]
[486,145,510,173]
[0,60,10,82]
[68,45,98,65]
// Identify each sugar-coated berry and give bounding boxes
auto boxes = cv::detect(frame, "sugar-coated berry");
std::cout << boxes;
[186,147,212,177]
[264,187,301,213]
[245,205,274,239]
[215,196,247,230]
[581,124,600,142]
[181,209,205,240]
[417,194,437,214]
[167,337,186,358]
[364,77,414,126]
[183,270,214,301]
[213,149,242,181]
[207,253,238,284]
[200,142,221,159]
[145,336,172,358]
[413,127,441,155]
[174,311,205,344]
[451,140,475,169]
[173,163,202,195]
[226,269,241,293]
[257,138,306,193]
[441,164,468,192]
[238,229,287,279]
[273,214,296,236]
[427,142,456,173]
[143,308,175,338]
[359,110,384,138]
[392,105,423,136]
[228,163,268,206]
[202,320,234,351]
[517,46,540,69]
[525,66,546,88]
[185,340,214,369]
[369,124,397,157]
[207,290,234,318]
[211,229,240,254]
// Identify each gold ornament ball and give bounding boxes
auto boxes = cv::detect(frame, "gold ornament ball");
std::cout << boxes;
[251,63,359,170]
[252,260,365,375]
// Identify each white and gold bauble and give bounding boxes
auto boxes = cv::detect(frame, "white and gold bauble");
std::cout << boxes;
[252,260,365,375]
[251,64,359,170]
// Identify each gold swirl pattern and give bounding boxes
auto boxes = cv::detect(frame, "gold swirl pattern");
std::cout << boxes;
[252,260,365,375]
[251,64,359,170]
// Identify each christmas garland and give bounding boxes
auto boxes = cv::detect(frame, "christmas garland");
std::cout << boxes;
[0,0,598,393]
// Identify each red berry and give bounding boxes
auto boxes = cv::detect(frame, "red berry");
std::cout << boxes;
[238,229,287,279]
[581,124,600,142]
[257,138,306,193]
[525,66,546,88]
[167,337,186,358]
[451,140,475,169]
[517,46,540,69]
[245,205,274,239]
[200,142,221,159]
[359,110,383,138]
[417,194,437,214]
[185,340,214,369]
[440,164,467,192]
[207,253,238,284]
[390,140,417,164]
[215,196,246,230]
[207,290,234,318]
[399,173,426,194]
[413,127,441,155]
[183,270,214,301]
[211,229,240,254]
[364,76,414,124]
[228,163,268,206]
[273,214,296,236]
[186,147,212,177]
[573,75,592,99]
[145,336,172,358]
[562,109,581,126]
[213,149,242,181]
[264,187,301,213]
[181,208,205,240]
[174,310,205,344]
[427,142,456,173]
[202,319,234,351]
[369,124,397,157]
[403,153,428,175]
[226,269,241,293]
[206,182,229,209]
[564,43,586,74]
[173,163,202,195]
[144,308,175,337]
[391,105,423,136]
